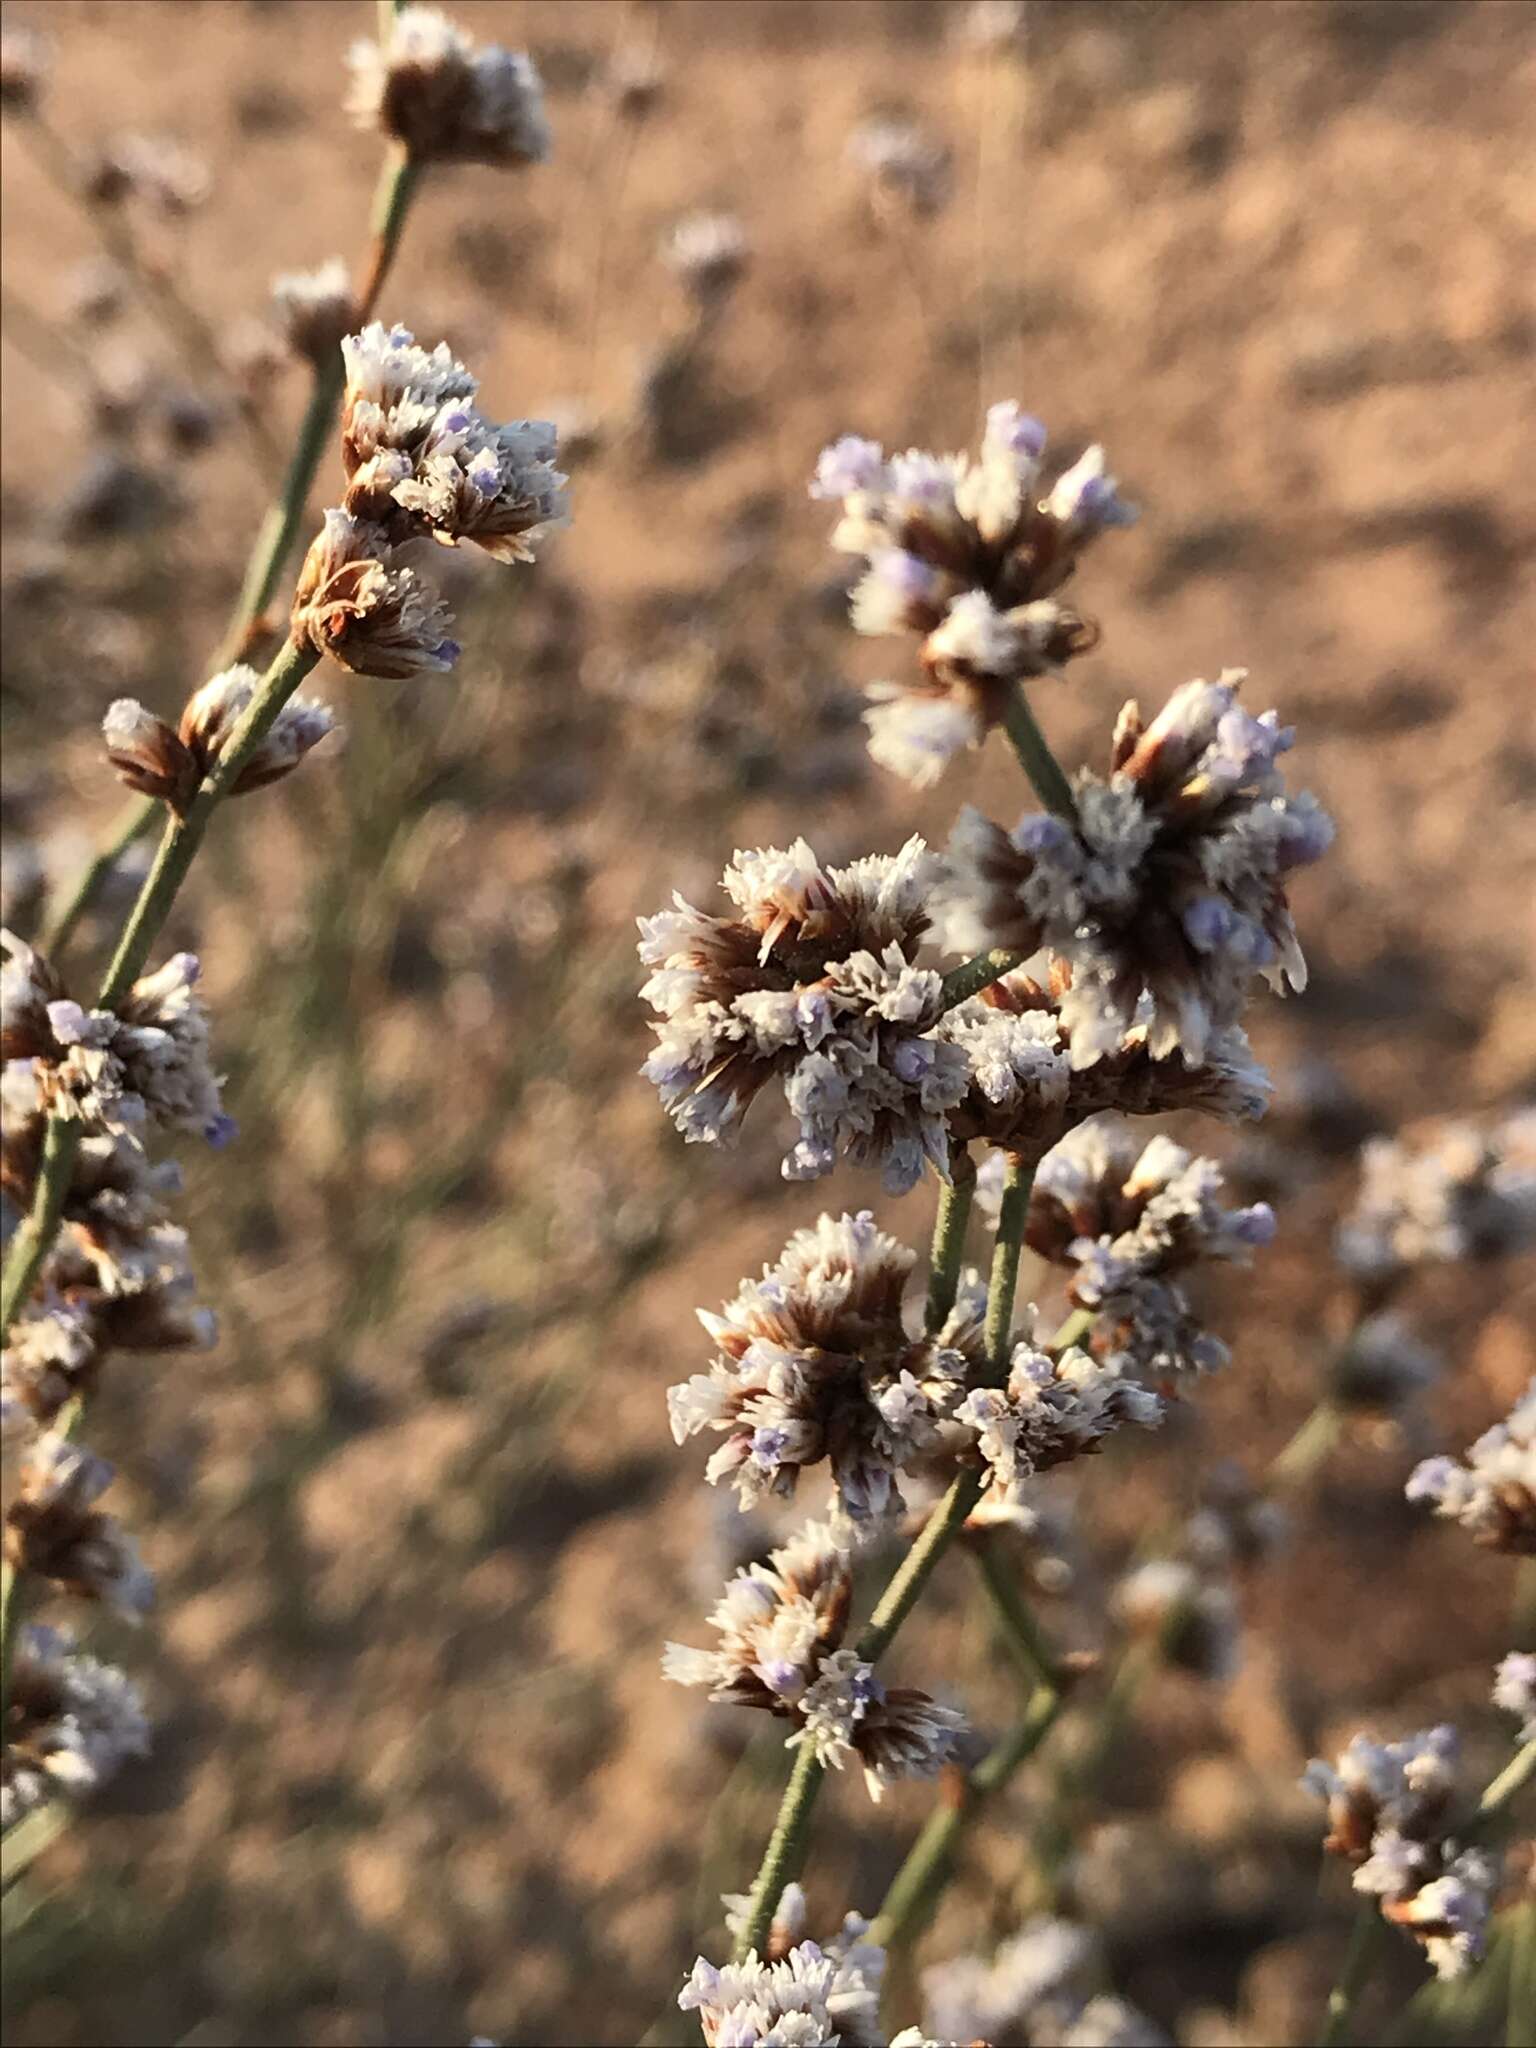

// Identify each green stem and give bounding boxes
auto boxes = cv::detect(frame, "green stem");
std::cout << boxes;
[925,1159,975,1333]
[970,1539,1060,1692]
[99,638,322,1005]
[730,1740,823,1962]
[1475,1738,1536,1828]
[1270,1400,1342,1487]
[939,948,1028,1011]
[868,1680,1064,1952]
[1002,686,1077,819]
[1316,1903,1382,2048]
[1049,1305,1094,1352]
[0,1118,84,1340]
[38,796,159,961]
[982,1156,1031,1366]
[1509,1900,1536,2048]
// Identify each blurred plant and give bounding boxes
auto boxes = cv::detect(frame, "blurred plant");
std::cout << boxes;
[1,1,560,1884]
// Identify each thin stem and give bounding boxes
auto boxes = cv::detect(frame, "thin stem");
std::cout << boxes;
[940,948,1027,1011]
[982,1156,1031,1367]
[215,149,421,666]
[1316,1902,1382,2048]
[970,1539,1060,1692]
[1002,686,1077,820]
[1509,1899,1536,2048]
[1049,1305,1094,1352]
[730,1740,823,1962]
[1475,1738,1536,1826]
[1270,1400,1342,1488]
[925,1159,975,1333]
[0,1118,83,1341]
[38,795,159,961]
[99,638,322,1005]
[857,1471,985,1668]
[868,1681,1063,1952]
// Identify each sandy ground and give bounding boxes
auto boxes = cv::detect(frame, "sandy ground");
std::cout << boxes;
[1,2,1534,2043]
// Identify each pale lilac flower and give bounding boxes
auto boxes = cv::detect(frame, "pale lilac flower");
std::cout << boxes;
[1407,1380,1536,1554]
[921,1918,1101,2042]
[1493,1651,1536,1743]
[679,1906,887,2047]
[787,1646,966,1801]
[105,669,336,812]
[3,1433,154,1619]
[956,1342,1163,1510]
[292,509,461,678]
[639,837,969,1194]
[669,1212,979,1528]
[1302,1725,1460,1861]
[346,7,550,167]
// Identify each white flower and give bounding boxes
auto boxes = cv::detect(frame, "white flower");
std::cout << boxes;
[1406,1380,1536,1554]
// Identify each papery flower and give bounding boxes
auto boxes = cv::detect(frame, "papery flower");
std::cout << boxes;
[811,407,1127,786]
[0,23,51,113]
[639,836,969,1194]
[1336,1114,1536,1284]
[1406,1381,1536,1554]
[1302,1725,1460,1864]
[104,665,336,812]
[1114,1558,1241,1681]
[3,1433,154,1618]
[664,212,750,305]
[338,323,568,562]
[1376,1849,1496,1982]
[346,5,550,167]
[937,673,1332,1064]
[271,257,357,369]
[665,1522,964,1802]
[0,1624,149,1830]
[2,934,228,1142]
[679,1902,888,2048]
[955,1340,1162,1510]
[847,117,952,216]
[1021,1117,1273,1383]
[668,1212,979,1527]
[292,509,460,678]
[1493,1652,1536,1743]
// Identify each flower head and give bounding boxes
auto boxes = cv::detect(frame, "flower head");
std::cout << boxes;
[669,1211,979,1528]
[810,409,1129,785]
[955,1340,1163,1510]
[640,837,969,1194]
[938,674,1331,1063]
[1,1625,149,1831]
[664,212,750,306]
[1406,1381,1536,1554]
[271,258,357,369]
[1114,1558,1241,1681]
[680,1901,887,2047]
[346,6,550,167]
[104,666,336,812]
[665,1521,964,1802]
[921,1918,1165,2045]
[3,1433,154,1618]
[292,509,460,678]
[1336,1114,1536,1284]
[1493,1652,1536,1744]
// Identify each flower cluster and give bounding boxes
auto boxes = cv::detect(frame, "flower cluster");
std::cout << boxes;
[921,1917,1167,2046]
[2,933,229,1142]
[669,1212,981,1528]
[1022,1118,1274,1384]
[1407,1380,1535,1554]
[938,672,1333,1065]
[640,837,969,1194]
[1336,1113,1536,1285]
[1113,1558,1241,1682]
[346,5,550,168]
[664,1521,964,1801]
[103,665,336,814]
[1303,1725,1496,1979]
[0,1624,149,1831]
[680,1889,897,2047]
[1493,1652,1536,1743]
[290,322,567,679]
[956,1340,1163,1512]
[810,408,1132,785]
[3,1434,153,1618]
[270,257,357,371]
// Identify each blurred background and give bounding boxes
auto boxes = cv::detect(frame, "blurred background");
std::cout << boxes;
[1,1,1533,2042]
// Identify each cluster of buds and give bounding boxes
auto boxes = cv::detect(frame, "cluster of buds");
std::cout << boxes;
[270,258,358,372]
[1303,1724,1497,1980]
[663,211,750,311]
[663,1522,965,1802]
[938,671,1333,1066]
[346,4,549,168]
[290,322,565,677]
[1407,1379,1535,1554]
[810,408,1132,786]
[103,665,336,815]
[1021,1118,1275,1384]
